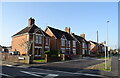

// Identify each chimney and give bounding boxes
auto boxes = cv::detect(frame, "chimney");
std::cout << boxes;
[28,17,35,26]
[80,33,85,38]
[65,27,70,34]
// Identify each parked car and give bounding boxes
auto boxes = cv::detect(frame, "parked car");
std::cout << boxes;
[9,51,20,55]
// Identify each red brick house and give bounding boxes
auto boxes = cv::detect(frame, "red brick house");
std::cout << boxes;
[89,41,99,56]
[12,18,50,58]
[89,41,107,56]
[45,26,77,55]
[71,33,89,56]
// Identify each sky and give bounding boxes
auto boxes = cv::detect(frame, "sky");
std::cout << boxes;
[0,2,118,49]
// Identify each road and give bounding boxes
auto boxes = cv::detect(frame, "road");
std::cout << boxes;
[1,57,106,78]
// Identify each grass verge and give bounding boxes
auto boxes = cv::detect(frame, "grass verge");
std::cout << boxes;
[85,59,111,71]
[33,59,46,63]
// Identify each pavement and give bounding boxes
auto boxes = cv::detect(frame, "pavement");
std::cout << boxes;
[0,57,113,78]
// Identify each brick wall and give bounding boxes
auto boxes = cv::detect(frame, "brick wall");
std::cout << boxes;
[12,34,28,55]
[1,53,32,64]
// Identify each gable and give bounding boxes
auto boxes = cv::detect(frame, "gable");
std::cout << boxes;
[61,35,67,40]
[45,27,56,38]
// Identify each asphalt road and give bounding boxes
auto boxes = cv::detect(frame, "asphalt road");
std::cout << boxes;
[1,57,106,78]
[1,66,104,78]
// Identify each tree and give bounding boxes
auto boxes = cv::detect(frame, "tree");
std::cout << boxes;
[19,39,33,55]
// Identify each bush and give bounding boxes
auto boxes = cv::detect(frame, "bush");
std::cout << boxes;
[44,50,62,57]
[45,51,51,54]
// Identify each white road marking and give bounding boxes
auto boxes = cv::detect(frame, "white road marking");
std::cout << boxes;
[44,74,58,78]
[21,71,43,77]
[21,71,59,78]
[74,72,104,77]
[0,73,12,77]
[31,68,104,77]
[4,64,104,77]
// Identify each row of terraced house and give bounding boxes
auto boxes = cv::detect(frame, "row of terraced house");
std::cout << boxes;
[11,18,106,59]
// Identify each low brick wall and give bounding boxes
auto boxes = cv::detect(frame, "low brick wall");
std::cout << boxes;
[1,53,33,64]
[45,54,65,62]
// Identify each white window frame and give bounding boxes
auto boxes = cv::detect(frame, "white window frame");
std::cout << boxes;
[61,48,65,53]
[88,50,90,55]
[67,41,70,47]
[82,49,85,55]
[61,39,65,46]
[46,37,49,45]
[88,44,90,48]
[82,42,85,48]
[73,49,76,54]
[39,35,42,44]
[73,41,76,47]
[35,35,39,44]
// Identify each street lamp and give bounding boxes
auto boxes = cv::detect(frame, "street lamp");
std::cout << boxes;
[105,21,109,69]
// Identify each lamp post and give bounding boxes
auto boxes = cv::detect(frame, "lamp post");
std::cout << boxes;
[105,21,109,69]
[107,21,109,58]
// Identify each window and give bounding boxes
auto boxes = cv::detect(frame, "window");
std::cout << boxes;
[82,49,85,54]
[82,42,85,48]
[67,41,70,47]
[46,37,49,45]
[88,50,90,55]
[34,48,42,56]
[36,35,39,43]
[73,49,76,55]
[39,35,42,44]
[36,34,42,44]
[66,48,70,53]
[61,39,65,46]
[73,41,76,47]
[88,44,90,48]
[61,48,65,53]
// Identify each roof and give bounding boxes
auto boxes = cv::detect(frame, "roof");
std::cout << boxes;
[12,25,50,37]
[72,33,87,43]
[90,41,98,45]
[47,26,74,40]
